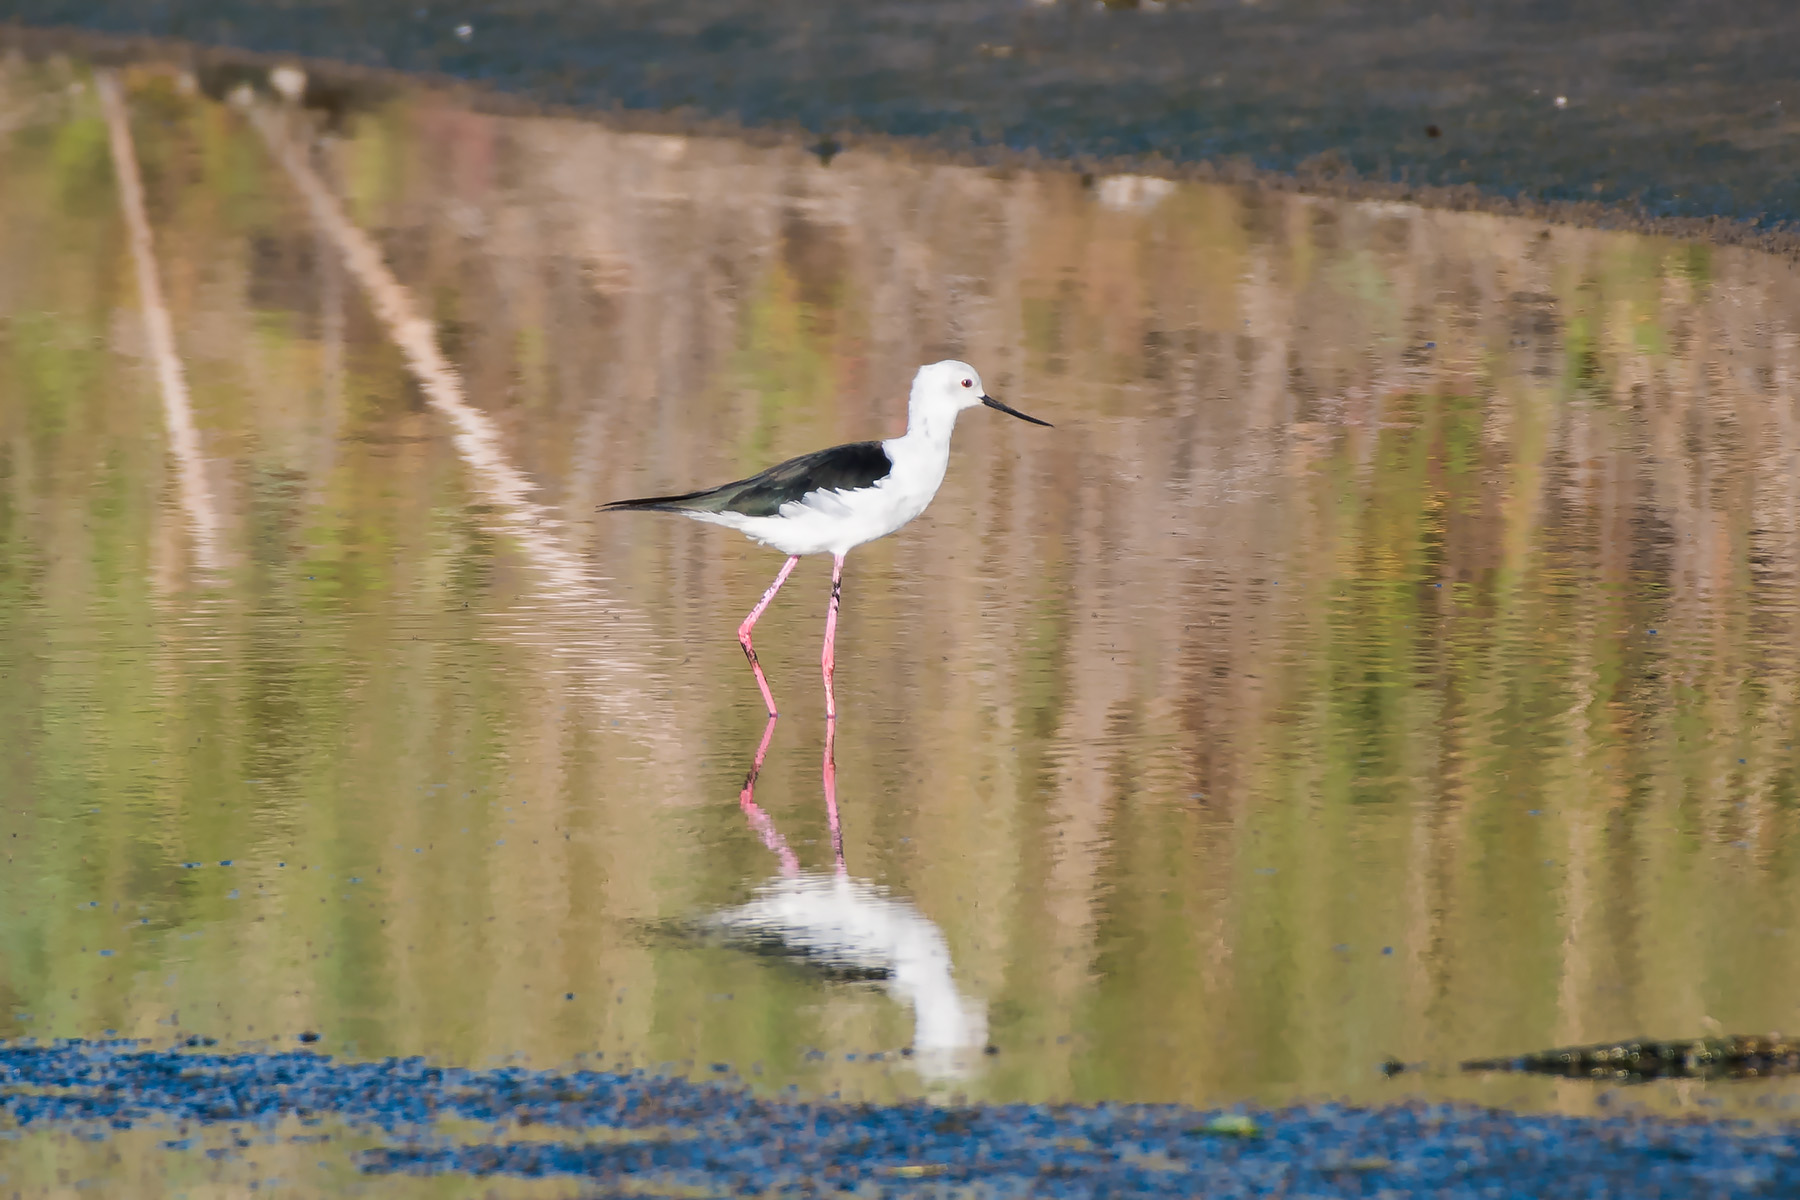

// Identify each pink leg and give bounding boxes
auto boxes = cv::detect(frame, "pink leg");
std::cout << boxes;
[739,555,800,717]
[739,716,799,877]
[823,705,845,874]
[821,553,846,871]
[821,554,845,720]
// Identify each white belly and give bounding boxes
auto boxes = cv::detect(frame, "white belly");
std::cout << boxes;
[683,430,952,557]
[689,479,934,556]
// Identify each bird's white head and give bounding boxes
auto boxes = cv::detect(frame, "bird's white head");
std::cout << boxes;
[906,360,1051,439]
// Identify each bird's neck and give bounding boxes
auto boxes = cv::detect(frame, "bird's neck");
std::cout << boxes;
[900,398,960,447]
[886,420,953,474]
[880,412,956,502]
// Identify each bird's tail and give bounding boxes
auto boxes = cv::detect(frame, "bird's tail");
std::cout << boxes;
[599,485,734,514]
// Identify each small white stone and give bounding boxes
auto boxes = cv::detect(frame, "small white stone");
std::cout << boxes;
[270,65,307,103]
[455,23,473,41]
[1095,174,1176,212]
[1554,95,1568,108]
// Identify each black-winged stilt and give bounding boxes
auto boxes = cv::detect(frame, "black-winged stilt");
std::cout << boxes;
[603,360,1050,720]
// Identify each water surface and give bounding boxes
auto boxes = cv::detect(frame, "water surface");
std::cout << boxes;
[5,56,1800,1158]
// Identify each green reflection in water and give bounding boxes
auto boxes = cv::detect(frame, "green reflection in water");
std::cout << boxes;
[0,56,1798,1138]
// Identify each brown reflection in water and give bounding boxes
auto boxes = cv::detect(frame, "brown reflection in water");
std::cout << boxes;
[2,56,1800,1117]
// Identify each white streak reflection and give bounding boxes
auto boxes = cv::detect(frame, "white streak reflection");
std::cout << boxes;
[247,102,666,719]
[708,873,990,1083]
[97,70,223,576]
[725,726,986,1080]
[249,104,586,588]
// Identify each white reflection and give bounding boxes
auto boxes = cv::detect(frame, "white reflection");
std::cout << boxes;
[246,100,675,732]
[248,103,593,594]
[718,724,988,1083]
[97,71,224,576]
[708,872,990,1082]
[1095,173,1176,212]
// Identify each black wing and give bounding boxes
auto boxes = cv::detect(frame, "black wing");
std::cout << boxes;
[602,441,893,518]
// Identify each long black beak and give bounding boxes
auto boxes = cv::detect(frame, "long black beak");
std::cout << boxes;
[981,394,1052,427]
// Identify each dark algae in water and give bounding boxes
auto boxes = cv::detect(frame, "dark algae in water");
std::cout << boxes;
[1465,1035,1800,1082]
[4,1040,1800,1196]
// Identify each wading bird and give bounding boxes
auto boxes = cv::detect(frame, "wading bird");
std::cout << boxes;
[603,360,1050,719]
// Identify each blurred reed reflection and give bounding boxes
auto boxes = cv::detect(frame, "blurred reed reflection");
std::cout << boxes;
[2,54,1800,1117]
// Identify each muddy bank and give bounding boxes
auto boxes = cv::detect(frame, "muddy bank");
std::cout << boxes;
[5,1,1800,244]
[2,1040,1798,1195]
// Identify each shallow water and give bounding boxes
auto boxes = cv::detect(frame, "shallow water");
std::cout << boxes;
[5,53,1800,1167]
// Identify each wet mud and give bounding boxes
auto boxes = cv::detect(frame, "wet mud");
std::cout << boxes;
[6,1040,1800,1196]
[6,1,1800,244]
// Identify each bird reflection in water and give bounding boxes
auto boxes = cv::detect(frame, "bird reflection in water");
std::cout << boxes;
[709,716,990,1081]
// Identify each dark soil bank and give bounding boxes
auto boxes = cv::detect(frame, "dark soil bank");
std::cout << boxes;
[8,0,1800,230]
[6,1041,1800,1196]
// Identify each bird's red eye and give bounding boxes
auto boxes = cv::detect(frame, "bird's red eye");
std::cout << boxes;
[960,378,973,388]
